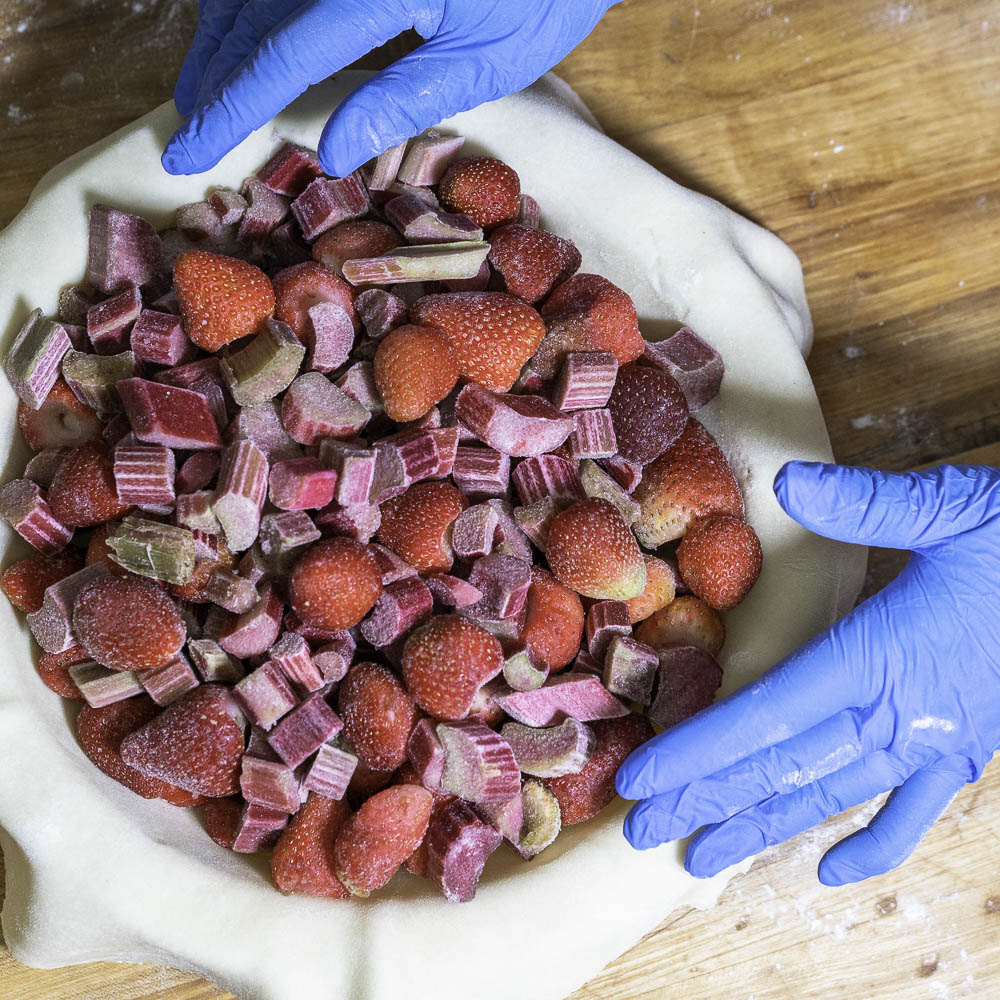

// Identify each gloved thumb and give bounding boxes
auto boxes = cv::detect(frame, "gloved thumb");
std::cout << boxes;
[774,462,1000,551]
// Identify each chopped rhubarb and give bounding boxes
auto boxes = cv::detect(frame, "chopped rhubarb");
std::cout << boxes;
[648,644,724,730]
[643,326,724,411]
[567,408,617,460]
[305,301,354,372]
[213,439,269,552]
[425,573,483,608]
[130,309,194,366]
[113,442,175,506]
[175,491,221,533]
[234,659,298,729]
[220,317,306,407]
[455,384,573,457]
[202,568,259,614]
[86,284,142,355]
[552,351,619,411]
[512,454,585,507]
[436,718,520,804]
[176,201,225,240]
[603,635,658,705]
[502,717,595,778]
[601,454,643,494]
[117,377,222,450]
[359,577,433,647]
[107,516,196,585]
[27,564,108,653]
[503,646,549,692]
[512,497,567,552]
[69,661,144,708]
[330,448,377,506]
[219,583,284,659]
[256,141,324,197]
[484,498,534,561]
[141,653,200,706]
[290,173,369,240]
[364,140,408,191]
[407,717,446,792]
[451,445,510,498]
[232,802,289,852]
[451,503,499,560]
[586,600,632,660]
[240,755,301,813]
[354,287,409,340]
[342,241,490,286]
[238,177,290,245]
[24,448,69,490]
[396,131,465,186]
[515,779,562,859]
[466,553,532,621]
[426,798,502,903]
[86,204,163,295]
[188,637,244,683]
[314,501,381,543]
[517,194,541,229]
[4,308,71,410]
[474,791,524,844]
[369,543,417,585]
[0,479,72,554]
[281,372,369,445]
[58,284,96,326]
[579,458,641,524]
[335,361,383,415]
[269,631,324,692]
[303,742,358,799]
[225,399,302,463]
[495,673,629,727]
[267,692,343,768]
[62,350,135,412]
[269,457,338,511]
[311,632,356,683]
[384,195,483,243]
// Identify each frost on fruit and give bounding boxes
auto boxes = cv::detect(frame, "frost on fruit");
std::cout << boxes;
[282,372,368,446]
[585,601,632,660]
[232,802,289,853]
[118,377,222,451]
[28,563,103,653]
[607,365,688,466]
[269,631,324,692]
[311,634,356,684]
[643,326,725,411]
[86,204,163,295]
[456,384,573,457]
[437,718,520,804]
[130,309,194,367]
[474,789,524,843]
[426,798,502,903]
[451,503,499,561]
[305,301,355,373]
[268,457,338,511]
[113,443,176,507]
[552,351,618,411]
[290,172,369,240]
[496,673,629,727]
[425,573,483,608]
[237,177,290,246]
[451,445,510,498]
[603,635,658,706]
[502,717,595,779]
[567,408,617,460]
[407,717,446,793]
[502,646,549,692]
[4,308,72,410]
[0,479,72,554]
[354,288,409,340]
[220,318,306,407]
[219,583,284,659]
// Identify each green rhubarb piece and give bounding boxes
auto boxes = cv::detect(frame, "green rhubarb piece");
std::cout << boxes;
[220,317,306,406]
[107,515,196,584]
[341,241,490,286]
[515,779,562,860]
[61,349,135,412]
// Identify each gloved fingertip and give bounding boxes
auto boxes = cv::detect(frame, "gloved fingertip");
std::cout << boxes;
[623,801,666,851]
[816,851,874,886]
[686,819,766,878]
[773,460,827,504]
[318,111,379,180]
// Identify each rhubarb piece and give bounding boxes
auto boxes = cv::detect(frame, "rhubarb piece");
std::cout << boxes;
[496,673,629,727]
[515,778,561,858]
[359,577,433,647]
[117,377,222,450]
[258,511,321,570]
[315,501,382,543]
[342,241,490,286]
[331,448,377,506]
[27,564,109,653]
[202,568,259,613]
[502,717,595,778]
[363,140,408,190]
[269,631,324,692]
[86,284,142,355]
[24,448,70,489]
[384,194,483,243]
[86,204,163,294]
[466,553,532,621]
[354,287,409,340]
[396,131,465,186]
[607,365,689,466]
[141,653,200,706]
[407,718,446,793]
[451,503,499,560]
[176,451,221,494]
[304,301,354,372]
[572,648,602,676]
[113,442,176,506]
[437,718,520,804]
[219,584,284,658]
[154,356,223,390]
[450,445,509,499]
[268,692,344,768]
[586,600,632,660]
[382,427,459,482]
[518,195,540,229]
[188,637,244,683]
[290,173,369,240]
[238,177,290,245]
[455,384,573,457]
[269,218,313,266]
[174,491,220,533]
[335,361,383,415]
[579,458,641,524]
[106,516,196,584]
[643,326,725,411]
[0,480,71,554]
[512,455,585,507]
[281,372,368,445]
[130,309,194,366]
[303,743,358,800]
[425,574,483,608]
[268,456,338,511]
[59,284,96,325]
[213,439,269,552]
[484,498,533,561]
[552,351,619,411]
[648,644,724,730]
[312,633,355,683]
[232,802,289,852]
[369,439,409,503]
[369,543,417,585]
[463,605,526,655]
[234,660,298,729]
[176,201,225,240]
[567,408,617,460]
[62,349,135,412]
[69,661,144,708]
[225,399,302,463]
[603,635,658,705]
[220,318,306,406]
[4,309,72,409]
[240,756,301,813]
[426,798,502,902]
[474,790,524,844]
[512,497,567,552]
[257,141,323,196]
[503,645,549,692]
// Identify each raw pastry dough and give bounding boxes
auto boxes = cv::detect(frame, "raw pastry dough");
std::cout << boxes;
[0,72,865,1000]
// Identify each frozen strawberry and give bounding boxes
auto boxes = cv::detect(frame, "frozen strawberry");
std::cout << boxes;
[333,784,433,896]
[410,292,545,392]
[521,566,585,673]
[272,260,358,341]
[544,713,653,825]
[312,220,401,275]
[77,695,205,806]
[201,796,243,849]
[487,224,581,303]
[85,523,127,576]
[546,498,646,601]
[16,378,101,451]
[533,274,644,379]
[37,644,89,699]
[173,250,275,351]
[676,514,763,611]
[625,555,678,624]
[1,549,84,613]
[288,537,382,631]
[606,365,688,466]
[438,156,520,230]
[376,481,468,574]
[119,684,246,797]
[373,325,459,423]
[338,661,420,772]
[345,758,396,807]
[633,418,745,547]
[271,792,352,898]
[402,614,504,720]
[634,594,726,657]
[403,792,458,879]
[72,574,186,672]
[47,442,130,528]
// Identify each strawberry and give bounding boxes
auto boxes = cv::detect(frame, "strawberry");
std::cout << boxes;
[170,537,236,603]
[77,695,206,806]
[676,514,763,610]
[1,549,84,613]
[394,760,457,878]
[37,644,90,699]
[16,378,101,451]
[607,364,688,466]
[402,614,504,720]
[338,661,420,771]
[373,324,459,423]
[47,442,130,528]
[201,796,243,849]
[634,595,726,658]
[272,260,358,341]
[625,555,678,624]
[544,713,653,826]
[521,566,585,672]
[438,156,520,230]
[487,224,581,304]
[410,292,545,392]
[271,792,352,898]
[288,537,383,631]
[632,418,745,547]
[119,684,246,797]
[72,574,186,672]
[85,522,127,575]
[546,498,646,601]
[333,784,433,896]
[312,220,401,275]
[345,759,396,808]
[173,250,276,351]
[377,481,468,574]
[532,274,644,379]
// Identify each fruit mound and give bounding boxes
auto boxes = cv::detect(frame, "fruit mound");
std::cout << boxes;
[0,131,762,903]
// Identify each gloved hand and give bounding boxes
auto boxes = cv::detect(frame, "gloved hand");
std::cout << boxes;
[616,461,1000,886]
[163,0,618,178]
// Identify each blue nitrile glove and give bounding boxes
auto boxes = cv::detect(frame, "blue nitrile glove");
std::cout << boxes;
[163,0,618,178]
[616,461,1000,886]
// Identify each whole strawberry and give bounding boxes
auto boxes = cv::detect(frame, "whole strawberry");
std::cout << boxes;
[271,792,352,898]
[377,481,468,574]
[521,566,585,672]
[438,156,520,230]
[677,514,763,610]
[338,661,420,772]
[373,324,459,422]
[488,225,581,304]
[47,441,130,527]
[635,595,726,657]
[288,537,383,630]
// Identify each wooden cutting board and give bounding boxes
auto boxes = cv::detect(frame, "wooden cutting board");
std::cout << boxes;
[1,0,998,996]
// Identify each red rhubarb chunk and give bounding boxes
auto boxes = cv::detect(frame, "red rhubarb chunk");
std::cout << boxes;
[118,378,222,450]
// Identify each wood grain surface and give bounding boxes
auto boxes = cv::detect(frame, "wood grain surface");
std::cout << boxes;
[1,0,999,997]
